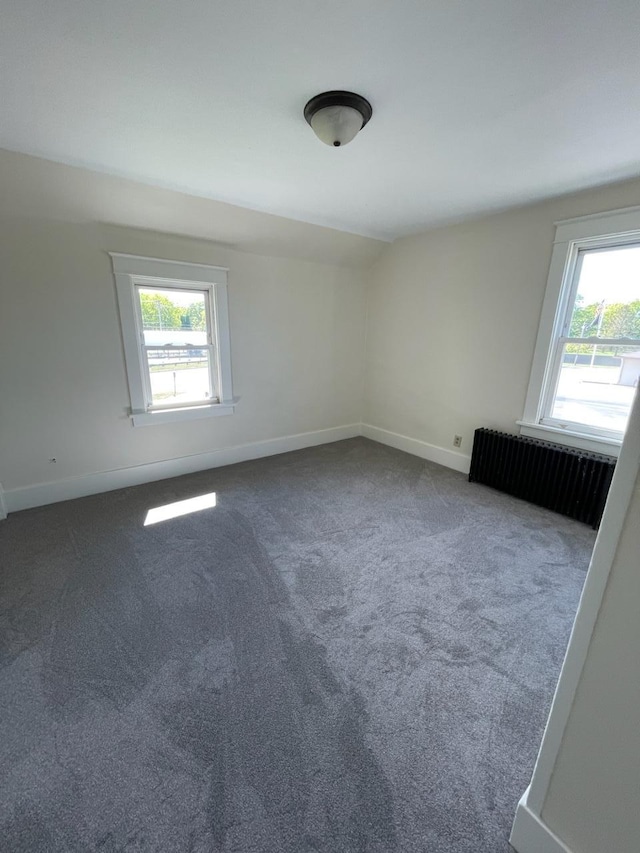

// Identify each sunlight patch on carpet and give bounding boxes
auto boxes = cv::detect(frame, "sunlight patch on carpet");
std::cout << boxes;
[144,492,217,525]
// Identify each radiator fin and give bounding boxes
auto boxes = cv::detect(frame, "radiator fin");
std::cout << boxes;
[469,429,616,528]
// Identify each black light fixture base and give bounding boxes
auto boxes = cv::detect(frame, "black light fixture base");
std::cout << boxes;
[303,91,373,128]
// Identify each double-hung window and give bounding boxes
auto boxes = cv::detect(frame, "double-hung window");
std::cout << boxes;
[521,207,640,454]
[111,254,234,426]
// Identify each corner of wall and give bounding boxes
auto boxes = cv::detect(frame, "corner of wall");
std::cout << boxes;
[510,790,573,853]
[2,424,361,514]
[0,484,7,520]
[511,386,640,853]
[361,423,471,474]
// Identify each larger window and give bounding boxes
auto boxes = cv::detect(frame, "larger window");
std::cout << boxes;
[521,207,640,454]
[111,254,234,426]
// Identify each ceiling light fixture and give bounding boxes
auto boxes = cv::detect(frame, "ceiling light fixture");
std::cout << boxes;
[304,91,372,148]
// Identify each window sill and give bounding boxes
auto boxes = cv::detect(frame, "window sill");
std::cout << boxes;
[517,421,621,458]
[131,402,235,427]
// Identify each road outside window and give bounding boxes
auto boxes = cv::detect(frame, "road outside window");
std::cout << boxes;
[548,245,640,437]
[137,286,217,410]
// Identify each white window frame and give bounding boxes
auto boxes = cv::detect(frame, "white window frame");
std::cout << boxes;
[520,205,640,457]
[110,253,234,427]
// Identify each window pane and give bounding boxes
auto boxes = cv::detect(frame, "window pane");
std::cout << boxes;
[569,245,640,340]
[138,287,208,346]
[146,348,213,407]
[551,344,639,433]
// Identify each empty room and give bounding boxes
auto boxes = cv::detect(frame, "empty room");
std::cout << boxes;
[1,2,640,852]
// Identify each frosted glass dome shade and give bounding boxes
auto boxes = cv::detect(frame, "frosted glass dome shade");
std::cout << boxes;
[310,105,364,147]
[304,91,372,148]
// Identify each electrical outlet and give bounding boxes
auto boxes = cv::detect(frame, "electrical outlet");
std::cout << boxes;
[453,435,462,448]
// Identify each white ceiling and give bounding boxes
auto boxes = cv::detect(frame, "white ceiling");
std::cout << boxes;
[2,0,640,241]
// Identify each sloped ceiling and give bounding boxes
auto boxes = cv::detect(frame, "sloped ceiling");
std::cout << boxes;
[2,0,640,240]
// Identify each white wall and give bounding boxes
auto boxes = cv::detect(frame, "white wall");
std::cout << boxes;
[539,466,640,852]
[510,385,640,853]
[0,150,382,508]
[4,148,640,510]
[363,178,640,853]
[363,177,640,465]
[3,145,640,853]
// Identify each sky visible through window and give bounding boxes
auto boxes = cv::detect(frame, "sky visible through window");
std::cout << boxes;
[137,286,212,407]
[553,243,640,435]
[576,245,640,306]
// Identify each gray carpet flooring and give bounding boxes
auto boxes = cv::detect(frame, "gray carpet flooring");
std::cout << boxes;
[0,438,595,852]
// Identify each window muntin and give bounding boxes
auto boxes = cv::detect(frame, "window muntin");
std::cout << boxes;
[135,284,217,411]
[541,242,640,440]
[110,254,233,426]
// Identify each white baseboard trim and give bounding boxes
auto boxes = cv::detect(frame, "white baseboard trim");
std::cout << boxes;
[510,790,573,853]
[3,424,360,514]
[361,423,471,474]
[4,423,473,515]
